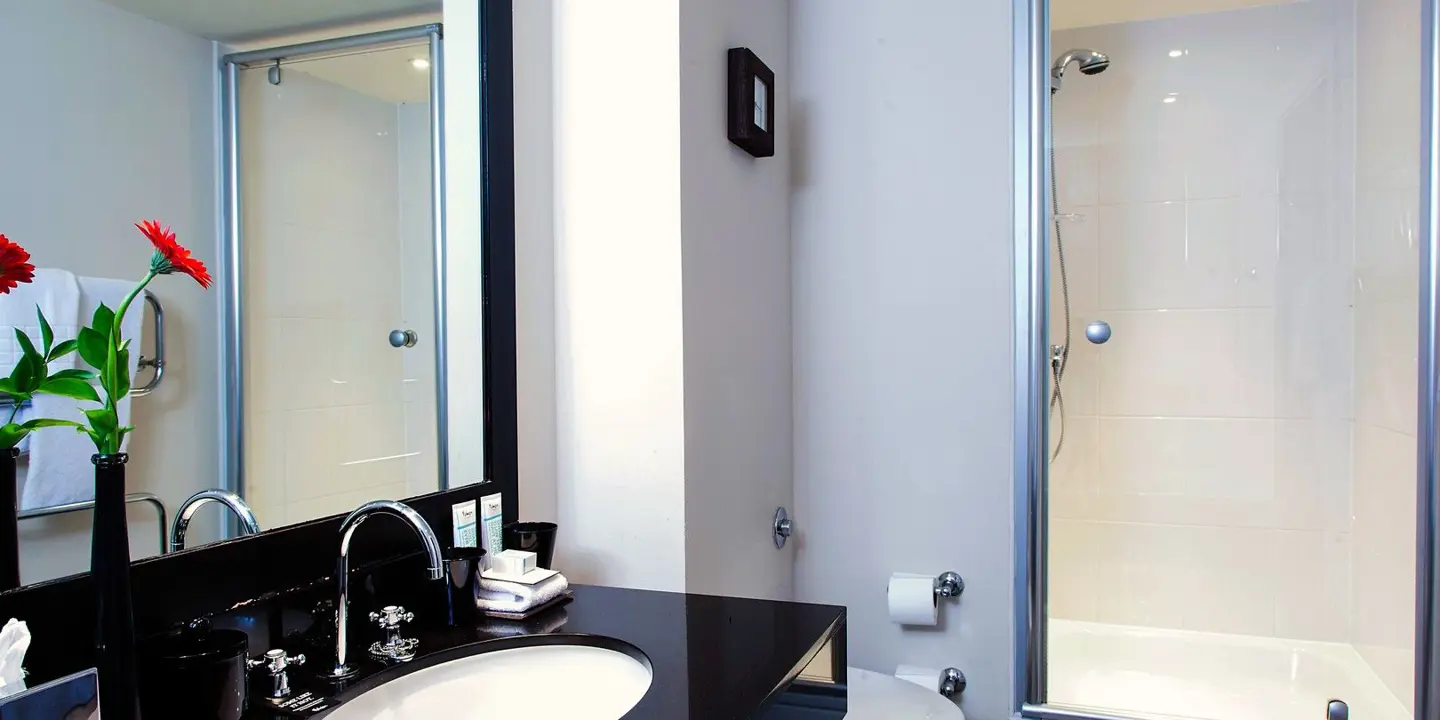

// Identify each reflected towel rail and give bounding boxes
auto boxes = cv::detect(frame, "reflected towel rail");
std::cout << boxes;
[18,492,168,556]
[130,291,165,397]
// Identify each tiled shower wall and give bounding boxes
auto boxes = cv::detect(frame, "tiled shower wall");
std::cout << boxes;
[241,68,437,527]
[1352,0,1420,707]
[1049,0,1358,641]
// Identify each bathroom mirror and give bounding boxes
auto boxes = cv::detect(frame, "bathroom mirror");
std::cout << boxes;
[0,0,468,586]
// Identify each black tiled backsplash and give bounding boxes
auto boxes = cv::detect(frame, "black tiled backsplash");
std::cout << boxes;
[0,483,497,686]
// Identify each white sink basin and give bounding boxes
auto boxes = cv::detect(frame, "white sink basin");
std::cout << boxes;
[323,642,652,720]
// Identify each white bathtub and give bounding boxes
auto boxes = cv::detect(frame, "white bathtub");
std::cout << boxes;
[1046,620,1410,720]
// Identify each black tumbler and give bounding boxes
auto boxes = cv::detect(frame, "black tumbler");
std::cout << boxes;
[446,546,486,625]
[137,628,249,720]
[503,522,558,569]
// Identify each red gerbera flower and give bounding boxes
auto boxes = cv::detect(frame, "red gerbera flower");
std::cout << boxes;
[136,220,212,289]
[0,234,35,295]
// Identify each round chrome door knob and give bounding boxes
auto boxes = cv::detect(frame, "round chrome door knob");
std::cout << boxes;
[1085,321,1112,344]
[388,329,418,348]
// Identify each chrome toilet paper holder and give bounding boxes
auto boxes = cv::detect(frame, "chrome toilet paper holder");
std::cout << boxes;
[933,571,964,599]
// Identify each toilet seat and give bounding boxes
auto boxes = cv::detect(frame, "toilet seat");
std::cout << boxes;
[844,667,966,719]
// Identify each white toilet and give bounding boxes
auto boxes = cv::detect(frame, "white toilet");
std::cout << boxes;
[844,667,967,719]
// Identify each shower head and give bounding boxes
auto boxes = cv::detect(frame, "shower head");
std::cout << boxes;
[1051,48,1110,92]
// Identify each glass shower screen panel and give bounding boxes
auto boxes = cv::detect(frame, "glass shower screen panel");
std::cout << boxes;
[236,49,439,529]
[1044,1,1420,719]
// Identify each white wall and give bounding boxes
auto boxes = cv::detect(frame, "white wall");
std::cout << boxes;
[789,2,1017,718]
[1048,0,1356,643]
[513,0,560,524]
[1353,0,1422,707]
[679,0,793,601]
[550,0,689,592]
[516,0,794,600]
[0,0,219,581]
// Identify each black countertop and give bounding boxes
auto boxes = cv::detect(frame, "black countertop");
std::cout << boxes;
[245,584,846,720]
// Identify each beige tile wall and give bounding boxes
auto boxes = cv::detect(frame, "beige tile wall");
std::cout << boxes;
[1353,0,1421,708]
[1049,0,1358,643]
[240,67,439,528]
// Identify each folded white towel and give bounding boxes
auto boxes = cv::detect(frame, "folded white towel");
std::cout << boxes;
[476,572,570,617]
[20,276,142,509]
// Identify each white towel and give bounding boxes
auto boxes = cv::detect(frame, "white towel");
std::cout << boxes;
[0,270,80,508]
[20,276,142,509]
[1,269,82,456]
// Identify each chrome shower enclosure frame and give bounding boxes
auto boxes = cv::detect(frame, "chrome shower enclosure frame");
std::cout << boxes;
[1010,0,1440,718]
[218,25,451,527]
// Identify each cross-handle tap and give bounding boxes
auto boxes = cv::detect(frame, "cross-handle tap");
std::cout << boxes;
[249,649,305,699]
[368,605,420,662]
[327,500,444,679]
[170,489,262,552]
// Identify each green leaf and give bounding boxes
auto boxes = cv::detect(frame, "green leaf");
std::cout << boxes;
[36,306,52,358]
[84,408,117,435]
[47,368,96,382]
[117,426,133,448]
[47,339,78,363]
[0,378,14,395]
[76,424,102,452]
[77,327,107,371]
[84,408,117,453]
[12,329,39,365]
[0,424,25,449]
[91,304,115,339]
[8,354,37,394]
[20,418,84,431]
[113,348,131,399]
[38,378,101,403]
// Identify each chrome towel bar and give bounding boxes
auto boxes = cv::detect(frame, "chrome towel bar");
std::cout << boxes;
[130,290,165,397]
[18,491,168,555]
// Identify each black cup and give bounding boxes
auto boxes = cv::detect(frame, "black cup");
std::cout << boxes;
[446,546,486,625]
[503,522,558,569]
[138,628,249,720]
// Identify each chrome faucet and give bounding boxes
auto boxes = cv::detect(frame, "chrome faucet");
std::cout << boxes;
[170,489,262,552]
[328,500,444,679]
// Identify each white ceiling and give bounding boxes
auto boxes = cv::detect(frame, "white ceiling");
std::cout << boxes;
[99,0,440,42]
[282,45,433,105]
[1053,0,1302,29]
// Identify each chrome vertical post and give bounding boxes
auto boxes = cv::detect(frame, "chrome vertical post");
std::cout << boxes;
[1418,0,1440,714]
[1013,0,1051,712]
[429,30,451,489]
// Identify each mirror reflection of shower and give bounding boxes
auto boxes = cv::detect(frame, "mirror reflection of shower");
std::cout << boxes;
[1048,48,1109,461]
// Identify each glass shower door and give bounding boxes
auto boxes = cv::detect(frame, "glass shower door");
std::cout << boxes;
[1041,1,1421,719]
[235,44,439,528]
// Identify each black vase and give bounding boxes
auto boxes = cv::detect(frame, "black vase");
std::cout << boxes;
[92,453,139,719]
[0,447,19,592]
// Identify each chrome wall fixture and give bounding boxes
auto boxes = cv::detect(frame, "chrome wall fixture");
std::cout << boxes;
[130,292,166,397]
[218,25,451,520]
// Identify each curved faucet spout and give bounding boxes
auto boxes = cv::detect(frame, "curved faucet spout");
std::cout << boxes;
[170,489,262,552]
[330,500,444,678]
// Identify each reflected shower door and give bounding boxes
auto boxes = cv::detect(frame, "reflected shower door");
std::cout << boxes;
[236,47,439,528]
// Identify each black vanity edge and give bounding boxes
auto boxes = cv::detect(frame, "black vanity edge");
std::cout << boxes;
[0,482,500,686]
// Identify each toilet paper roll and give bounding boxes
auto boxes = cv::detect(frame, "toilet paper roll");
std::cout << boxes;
[887,574,938,626]
[895,664,942,693]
